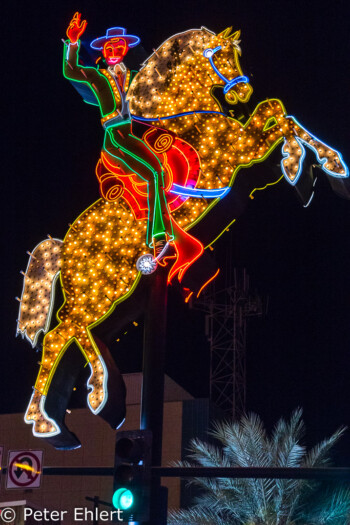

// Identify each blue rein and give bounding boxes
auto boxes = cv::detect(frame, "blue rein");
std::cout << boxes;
[203,46,249,94]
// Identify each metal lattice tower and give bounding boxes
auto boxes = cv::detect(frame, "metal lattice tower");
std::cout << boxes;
[195,268,263,419]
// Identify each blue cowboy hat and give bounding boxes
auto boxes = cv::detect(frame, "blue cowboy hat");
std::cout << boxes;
[90,27,140,50]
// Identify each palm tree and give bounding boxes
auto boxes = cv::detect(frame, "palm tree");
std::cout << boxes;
[168,409,350,525]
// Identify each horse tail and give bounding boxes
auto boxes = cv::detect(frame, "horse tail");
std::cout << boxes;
[17,238,63,347]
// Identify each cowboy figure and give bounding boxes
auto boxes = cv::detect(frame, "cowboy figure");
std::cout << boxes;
[64,12,173,254]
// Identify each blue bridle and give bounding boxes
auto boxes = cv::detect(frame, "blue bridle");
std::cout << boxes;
[203,46,249,94]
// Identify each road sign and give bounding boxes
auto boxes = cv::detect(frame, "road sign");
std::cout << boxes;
[6,450,43,489]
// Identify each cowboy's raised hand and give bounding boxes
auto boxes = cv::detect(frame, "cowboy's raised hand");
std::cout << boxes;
[66,12,87,44]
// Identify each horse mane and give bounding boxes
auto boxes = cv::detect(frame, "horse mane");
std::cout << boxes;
[127,28,216,117]
[141,27,215,68]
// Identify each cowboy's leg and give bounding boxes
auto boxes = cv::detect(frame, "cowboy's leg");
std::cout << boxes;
[105,127,173,246]
[121,131,172,243]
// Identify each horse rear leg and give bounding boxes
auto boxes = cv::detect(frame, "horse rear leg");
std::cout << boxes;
[24,322,75,437]
[73,326,109,415]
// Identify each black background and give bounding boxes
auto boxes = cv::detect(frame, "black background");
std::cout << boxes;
[2,0,349,462]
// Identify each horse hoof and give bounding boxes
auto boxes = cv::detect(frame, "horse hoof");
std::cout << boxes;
[24,391,60,437]
[87,358,108,414]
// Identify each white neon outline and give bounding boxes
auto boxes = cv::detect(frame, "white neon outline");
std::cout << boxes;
[287,116,349,179]
[281,136,306,186]
[116,417,126,430]
[154,242,170,262]
[16,238,63,348]
[86,356,109,415]
[303,191,315,208]
[24,392,61,438]
[203,48,214,58]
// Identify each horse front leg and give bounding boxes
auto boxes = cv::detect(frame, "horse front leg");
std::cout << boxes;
[243,99,306,183]
[287,118,348,180]
[247,99,348,184]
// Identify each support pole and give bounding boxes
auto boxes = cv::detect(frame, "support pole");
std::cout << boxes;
[141,266,168,524]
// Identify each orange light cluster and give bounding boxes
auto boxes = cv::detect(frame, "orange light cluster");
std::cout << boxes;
[60,198,147,326]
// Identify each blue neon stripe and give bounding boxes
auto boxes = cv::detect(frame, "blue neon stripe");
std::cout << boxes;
[132,110,226,122]
[223,76,250,94]
[170,183,230,198]
[208,47,227,83]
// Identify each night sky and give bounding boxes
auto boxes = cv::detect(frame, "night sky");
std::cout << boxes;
[2,0,349,463]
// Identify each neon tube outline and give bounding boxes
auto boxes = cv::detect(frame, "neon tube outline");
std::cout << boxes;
[203,46,249,94]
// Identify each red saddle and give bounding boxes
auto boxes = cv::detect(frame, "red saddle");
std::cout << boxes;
[96,122,206,286]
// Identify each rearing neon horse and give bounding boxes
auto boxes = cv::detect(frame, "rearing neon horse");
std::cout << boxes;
[17,26,348,449]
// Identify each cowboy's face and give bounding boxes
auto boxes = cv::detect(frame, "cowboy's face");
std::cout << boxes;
[103,38,128,65]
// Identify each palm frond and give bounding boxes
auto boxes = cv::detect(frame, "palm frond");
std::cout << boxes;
[302,427,347,468]
[187,438,228,468]
[171,410,347,525]
[297,486,350,525]
[168,506,235,525]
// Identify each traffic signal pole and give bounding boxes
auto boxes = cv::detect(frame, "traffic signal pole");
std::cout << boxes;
[140,265,169,524]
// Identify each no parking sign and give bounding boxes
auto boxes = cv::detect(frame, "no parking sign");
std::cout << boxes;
[6,450,43,489]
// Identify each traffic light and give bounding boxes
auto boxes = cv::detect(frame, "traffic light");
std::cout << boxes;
[112,429,152,522]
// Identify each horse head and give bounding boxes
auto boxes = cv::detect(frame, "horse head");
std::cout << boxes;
[203,26,253,106]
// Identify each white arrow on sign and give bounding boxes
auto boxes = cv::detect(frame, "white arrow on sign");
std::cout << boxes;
[6,450,43,489]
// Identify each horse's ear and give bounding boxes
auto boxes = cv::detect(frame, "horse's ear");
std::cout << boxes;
[218,28,241,45]
[218,27,233,39]
[230,30,242,54]
[231,30,241,41]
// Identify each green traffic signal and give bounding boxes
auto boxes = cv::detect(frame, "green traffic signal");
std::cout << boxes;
[112,488,134,510]
[113,430,152,521]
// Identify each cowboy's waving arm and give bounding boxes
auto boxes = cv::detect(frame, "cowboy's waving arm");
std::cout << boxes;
[63,12,97,82]
[63,13,112,101]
